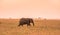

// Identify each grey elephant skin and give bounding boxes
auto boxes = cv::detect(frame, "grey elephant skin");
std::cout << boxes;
[18,18,34,26]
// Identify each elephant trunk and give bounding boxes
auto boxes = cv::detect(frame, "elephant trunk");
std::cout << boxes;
[31,20,34,26]
[32,21,34,26]
[30,19,34,26]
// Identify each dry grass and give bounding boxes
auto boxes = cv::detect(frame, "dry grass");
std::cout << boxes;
[0,19,60,35]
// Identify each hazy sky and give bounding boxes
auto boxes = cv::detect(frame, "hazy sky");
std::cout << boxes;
[0,0,60,19]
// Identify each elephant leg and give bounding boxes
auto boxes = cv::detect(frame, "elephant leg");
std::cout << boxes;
[18,23,23,27]
[18,23,20,26]
[27,23,31,26]
[20,24,23,26]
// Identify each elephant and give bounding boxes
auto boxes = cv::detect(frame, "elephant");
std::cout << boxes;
[18,18,34,26]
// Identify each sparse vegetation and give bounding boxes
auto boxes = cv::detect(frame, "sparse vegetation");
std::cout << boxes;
[0,19,60,35]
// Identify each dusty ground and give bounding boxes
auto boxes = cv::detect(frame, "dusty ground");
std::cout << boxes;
[0,19,60,35]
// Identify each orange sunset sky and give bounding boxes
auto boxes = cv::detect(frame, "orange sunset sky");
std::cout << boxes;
[0,0,60,19]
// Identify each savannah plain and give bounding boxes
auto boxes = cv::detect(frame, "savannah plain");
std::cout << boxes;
[0,18,60,35]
